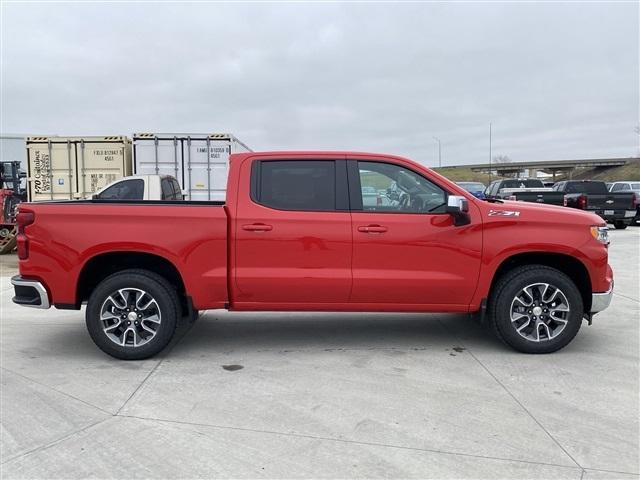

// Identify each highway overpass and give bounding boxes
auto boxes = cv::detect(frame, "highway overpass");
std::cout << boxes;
[440,157,637,178]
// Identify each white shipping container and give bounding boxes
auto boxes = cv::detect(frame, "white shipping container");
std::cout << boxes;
[132,133,251,201]
[26,136,132,201]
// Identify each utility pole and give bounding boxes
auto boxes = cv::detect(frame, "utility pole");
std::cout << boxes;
[432,136,441,167]
[489,123,492,182]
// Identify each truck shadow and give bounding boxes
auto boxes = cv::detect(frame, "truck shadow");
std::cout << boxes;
[34,310,603,362]
[28,312,509,362]
[169,311,506,356]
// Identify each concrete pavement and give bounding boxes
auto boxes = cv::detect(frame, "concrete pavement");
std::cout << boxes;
[0,229,638,479]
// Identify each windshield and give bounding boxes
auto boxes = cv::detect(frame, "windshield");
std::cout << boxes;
[457,182,485,192]
[565,182,607,194]
[500,179,544,189]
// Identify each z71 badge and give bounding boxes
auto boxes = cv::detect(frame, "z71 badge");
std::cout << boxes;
[488,209,521,217]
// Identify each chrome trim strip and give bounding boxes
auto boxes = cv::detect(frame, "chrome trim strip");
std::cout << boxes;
[591,283,613,314]
[11,275,50,309]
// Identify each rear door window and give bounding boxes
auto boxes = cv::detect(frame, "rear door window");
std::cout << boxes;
[252,160,337,211]
[566,182,607,194]
[97,179,144,200]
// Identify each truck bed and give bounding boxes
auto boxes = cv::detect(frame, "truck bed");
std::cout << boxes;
[35,199,226,206]
[17,200,229,310]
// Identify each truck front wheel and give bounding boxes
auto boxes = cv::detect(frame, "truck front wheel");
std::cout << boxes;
[86,269,179,360]
[488,265,583,353]
[613,221,628,230]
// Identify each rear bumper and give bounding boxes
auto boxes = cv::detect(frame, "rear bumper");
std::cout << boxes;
[596,210,636,222]
[11,275,50,309]
[591,283,613,314]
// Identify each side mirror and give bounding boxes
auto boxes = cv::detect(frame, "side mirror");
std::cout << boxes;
[446,195,471,226]
[92,194,99,200]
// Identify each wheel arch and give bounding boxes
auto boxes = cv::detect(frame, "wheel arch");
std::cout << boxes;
[76,251,186,308]
[489,252,592,313]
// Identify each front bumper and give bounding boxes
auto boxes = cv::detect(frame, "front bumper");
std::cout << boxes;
[11,275,50,309]
[591,283,613,314]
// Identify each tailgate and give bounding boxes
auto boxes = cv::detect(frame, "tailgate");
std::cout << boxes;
[604,193,635,210]
[587,193,634,211]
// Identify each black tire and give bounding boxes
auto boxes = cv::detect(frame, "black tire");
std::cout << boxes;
[614,221,628,230]
[185,309,200,323]
[86,269,179,360]
[488,265,583,354]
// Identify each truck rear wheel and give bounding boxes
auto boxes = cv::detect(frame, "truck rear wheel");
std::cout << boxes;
[86,269,179,360]
[488,265,583,353]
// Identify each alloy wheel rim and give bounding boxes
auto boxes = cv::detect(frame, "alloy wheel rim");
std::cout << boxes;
[100,288,161,348]
[509,282,570,342]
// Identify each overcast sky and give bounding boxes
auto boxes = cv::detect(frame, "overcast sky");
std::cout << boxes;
[1,2,638,166]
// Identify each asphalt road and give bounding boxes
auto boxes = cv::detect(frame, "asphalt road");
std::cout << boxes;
[0,229,638,479]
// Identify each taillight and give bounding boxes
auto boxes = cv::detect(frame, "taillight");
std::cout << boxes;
[577,194,588,210]
[563,196,568,207]
[631,192,638,209]
[16,210,35,260]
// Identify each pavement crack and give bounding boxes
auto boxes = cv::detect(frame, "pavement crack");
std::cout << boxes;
[114,359,163,416]
[0,366,113,416]
[613,292,640,303]
[114,319,196,416]
[0,418,109,466]
[582,467,640,476]
[436,318,585,470]
[117,414,584,473]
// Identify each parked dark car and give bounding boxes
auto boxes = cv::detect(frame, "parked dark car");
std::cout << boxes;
[456,182,486,199]
[484,179,565,205]
[553,180,637,229]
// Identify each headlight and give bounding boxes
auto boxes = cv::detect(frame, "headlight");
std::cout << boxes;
[590,225,609,245]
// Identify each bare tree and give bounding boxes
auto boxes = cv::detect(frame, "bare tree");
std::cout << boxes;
[492,155,512,164]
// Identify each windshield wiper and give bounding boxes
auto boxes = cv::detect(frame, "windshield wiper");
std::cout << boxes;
[484,198,504,203]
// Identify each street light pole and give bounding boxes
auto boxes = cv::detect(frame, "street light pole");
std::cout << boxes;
[489,123,492,183]
[432,136,441,168]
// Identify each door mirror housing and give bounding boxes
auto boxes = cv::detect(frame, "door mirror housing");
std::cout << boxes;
[446,195,471,226]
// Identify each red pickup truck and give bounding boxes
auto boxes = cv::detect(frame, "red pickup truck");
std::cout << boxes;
[12,152,613,359]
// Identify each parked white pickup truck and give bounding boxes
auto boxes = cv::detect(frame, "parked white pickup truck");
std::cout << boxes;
[91,175,184,201]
